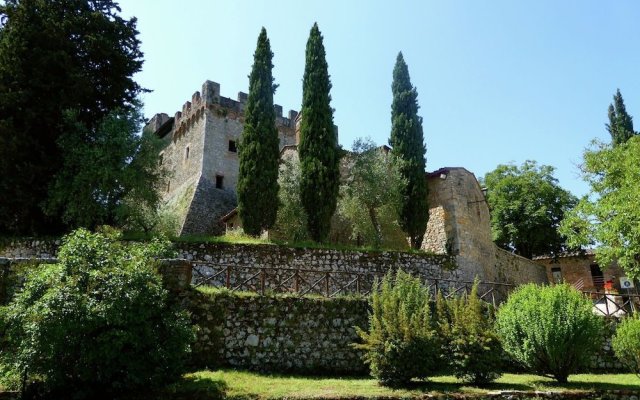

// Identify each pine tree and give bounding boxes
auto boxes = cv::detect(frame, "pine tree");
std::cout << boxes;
[238,27,280,236]
[607,89,636,146]
[299,23,340,242]
[389,52,428,249]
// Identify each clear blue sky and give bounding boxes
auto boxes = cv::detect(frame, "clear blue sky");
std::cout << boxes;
[118,0,640,197]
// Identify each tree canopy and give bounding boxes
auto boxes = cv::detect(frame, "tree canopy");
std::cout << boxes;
[482,161,577,259]
[0,0,144,234]
[607,89,636,146]
[339,138,406,248]
[238,27,280,236]
[299,23,340,242]
[389,52,428,249]
[560,137,640,279]
[44,105,166,230]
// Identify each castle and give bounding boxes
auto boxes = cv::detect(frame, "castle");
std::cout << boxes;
[146,80,299,235]
[146,80,548,286]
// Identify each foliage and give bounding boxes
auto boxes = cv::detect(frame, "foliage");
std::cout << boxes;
[389,52,428,249]
[495,284,604,383]
[612,316,640,377]
[299,23,340,243]
[45,105,167,230]
[0,229,193,398]
[560,136,640,279]
[354,269,439,386]
[482,160,577,259]
[0,0,144,235]
[338,138,406,248]
[607,89,636,146]
[272,156,309,242]
[238,28,280,236]
[436,283,503,385]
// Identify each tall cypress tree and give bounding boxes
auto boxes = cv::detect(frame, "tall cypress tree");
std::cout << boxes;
[299,23,339,242]
[606,89,636,146]
[389,52,428,249]
[238,27,280,236]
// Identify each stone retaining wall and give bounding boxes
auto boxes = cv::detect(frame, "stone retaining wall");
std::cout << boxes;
[185,287,626,375]
[186,289,368,374]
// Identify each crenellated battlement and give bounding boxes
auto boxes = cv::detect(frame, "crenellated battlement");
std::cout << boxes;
[149,80,299,140]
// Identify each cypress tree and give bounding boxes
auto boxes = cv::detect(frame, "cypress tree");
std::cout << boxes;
[389,52,428,249]
[237,27,280,236]
[606,89,636,146]
[299,23,340,242]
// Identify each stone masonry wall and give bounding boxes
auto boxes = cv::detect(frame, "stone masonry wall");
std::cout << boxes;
[187,289,368,374]
[493,248,549,287]
[185,287,624,375]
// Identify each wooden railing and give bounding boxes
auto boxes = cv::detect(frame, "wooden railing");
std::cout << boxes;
[190,261,517,305]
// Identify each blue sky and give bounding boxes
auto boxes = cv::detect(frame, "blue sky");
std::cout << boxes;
[118,0,640,197]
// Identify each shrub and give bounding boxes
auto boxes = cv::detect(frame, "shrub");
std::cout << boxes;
[436,282,503,385]
[496,284,604,383]
[354,269,439,386]
[611,316,640,377]
[1,228,194,398]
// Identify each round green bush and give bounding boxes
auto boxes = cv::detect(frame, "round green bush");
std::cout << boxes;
[355,269,440,386]
[495,284,604,383]
[612,316,640,377]
[2,229,194,398]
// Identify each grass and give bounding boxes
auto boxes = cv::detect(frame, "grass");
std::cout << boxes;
[171,369,640,399]
[194,286,367,302]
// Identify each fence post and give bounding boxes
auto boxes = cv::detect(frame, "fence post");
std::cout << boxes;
[225,266,231,289]
[294,270,300,293]
[325,272,330,297]
[356,274,360,295]
[260,268,266,295]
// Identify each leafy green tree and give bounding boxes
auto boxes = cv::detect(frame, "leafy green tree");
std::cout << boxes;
[560,137,640,278]
[496,284,604,383]
[355,269,440,386]
[0,0,144,235]
[339,138,406,248]
[272,155,308,242]
[482,161,577,259]
[44,105,166,230]
[607,89,636,146]
[299,23,340,242]
[238,28,280,236]
[0,228,193,398]
[436,282,503,385]
[389,52,428,249]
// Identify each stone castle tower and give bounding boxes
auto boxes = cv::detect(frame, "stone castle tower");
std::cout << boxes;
[146,80,300,235]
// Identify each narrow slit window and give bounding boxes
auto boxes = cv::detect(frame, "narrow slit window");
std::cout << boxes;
[185,146,190,160]
[228,140,237,153]
[215,175,224,189]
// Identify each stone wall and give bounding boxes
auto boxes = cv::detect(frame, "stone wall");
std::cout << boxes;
[185,287,625,375]
[186,289,369,374]
[494,248,549,287]
[424,167,548,286]
[180,242,459,296]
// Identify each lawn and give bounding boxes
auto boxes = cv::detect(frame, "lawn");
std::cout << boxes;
[170,369,640,399]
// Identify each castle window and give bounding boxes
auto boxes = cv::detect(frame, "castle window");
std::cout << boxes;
[228,140,237,153]
[159,152,164,165]
[215,175,224,189]
[185,146,190,160]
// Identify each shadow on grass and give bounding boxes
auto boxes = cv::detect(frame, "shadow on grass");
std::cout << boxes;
[526,379,640,392]
[162,375,228,400]
[381,379,532,393]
